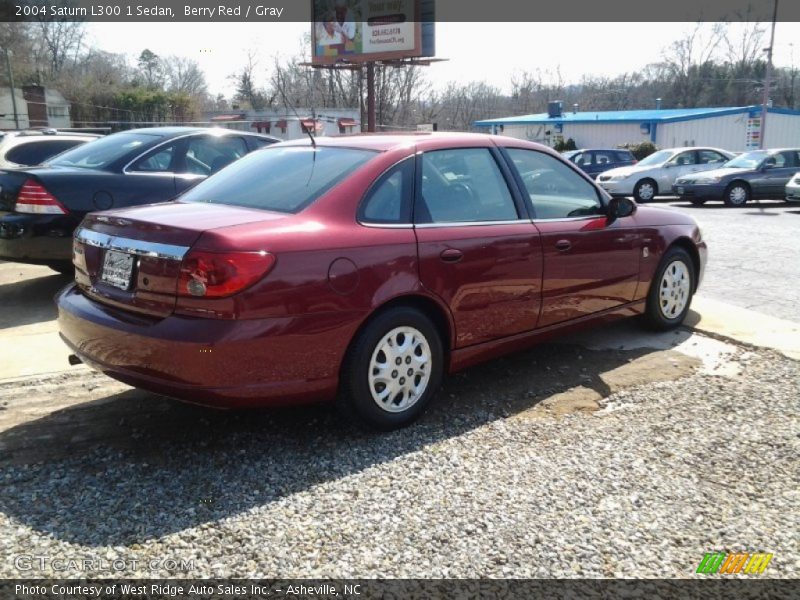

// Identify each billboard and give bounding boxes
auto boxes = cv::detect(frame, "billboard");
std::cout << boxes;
[311,0,433,64]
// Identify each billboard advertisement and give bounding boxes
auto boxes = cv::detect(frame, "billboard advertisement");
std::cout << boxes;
[311,0,430,64]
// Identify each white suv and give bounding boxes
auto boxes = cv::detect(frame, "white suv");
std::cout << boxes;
[0,130,100,168]
[597,147,734,202]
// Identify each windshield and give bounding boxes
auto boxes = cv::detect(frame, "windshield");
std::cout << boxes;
[724,151,769,169]
[636,150,674,167]
[49,133,156,169]
[181,146,377,213]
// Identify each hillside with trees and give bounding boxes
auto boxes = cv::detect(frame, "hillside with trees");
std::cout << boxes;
[1,21,796,131]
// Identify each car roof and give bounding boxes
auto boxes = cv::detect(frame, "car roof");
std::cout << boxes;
[121,126,273,139]
[276,132,554,153]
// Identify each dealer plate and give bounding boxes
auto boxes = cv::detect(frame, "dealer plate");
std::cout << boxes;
[101,249,135,290]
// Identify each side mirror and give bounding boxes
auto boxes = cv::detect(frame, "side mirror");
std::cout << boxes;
[663,161,675,168]
[761,163,776,171]
[608,196,637,220]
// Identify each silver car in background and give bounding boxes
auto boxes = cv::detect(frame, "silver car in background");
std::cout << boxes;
[597,147,734,202]
[786,171,800,202]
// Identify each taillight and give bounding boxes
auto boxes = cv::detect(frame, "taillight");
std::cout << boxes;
[15,179,68,215]
[178,250,276,298]
[72,238,87,271]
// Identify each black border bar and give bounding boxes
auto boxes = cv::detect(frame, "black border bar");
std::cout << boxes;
[2,579,799,600]
[2,0,800,23]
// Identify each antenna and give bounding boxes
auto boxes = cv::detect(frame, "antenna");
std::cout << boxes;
[305,124,317,149]
[274,56,319,149]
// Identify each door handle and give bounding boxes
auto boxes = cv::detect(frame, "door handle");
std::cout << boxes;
[555,239,572,252]
[440,248,464,263]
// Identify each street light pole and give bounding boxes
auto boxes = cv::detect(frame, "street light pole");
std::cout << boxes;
[760,0,779,149]
[2,48,19,129]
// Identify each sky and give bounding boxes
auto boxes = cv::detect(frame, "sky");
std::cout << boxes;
[84,22,800,100]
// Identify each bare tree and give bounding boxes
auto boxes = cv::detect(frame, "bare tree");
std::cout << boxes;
[163,56,207,96]
[137,49,163,89]
[36,20,85,79]
[230,50,269,110]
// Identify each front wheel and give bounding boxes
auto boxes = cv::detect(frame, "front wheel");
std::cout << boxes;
[633,179,657,203]
[724,182,750,207]
[337,307,444,430]
[643,247,695,331]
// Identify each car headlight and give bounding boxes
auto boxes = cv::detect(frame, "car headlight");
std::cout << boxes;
[694,176,722,184]
[610,174,631,181]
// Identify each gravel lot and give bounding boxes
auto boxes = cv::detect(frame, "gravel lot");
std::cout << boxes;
[0,331,796,579]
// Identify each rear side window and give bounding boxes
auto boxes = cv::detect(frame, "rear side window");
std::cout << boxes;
[359,158,414,224]
[181,146,376,213]
[50,132,155,169]
[5,139,85,166]
[416,148,519,224]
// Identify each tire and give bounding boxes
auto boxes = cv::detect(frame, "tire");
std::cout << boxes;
[633,179,657,203]
[724,182,750,207]
[689,198,707,206]
[643,246,695,331]
[337,307,444,431]
[47,262,74,276]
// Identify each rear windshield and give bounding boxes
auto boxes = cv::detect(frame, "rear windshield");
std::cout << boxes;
[181,146,377,213]
[49,133,155,169]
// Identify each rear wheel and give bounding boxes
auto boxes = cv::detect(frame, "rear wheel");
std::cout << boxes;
[724,182,750,207]
[644,247,695,331]
[338,307,443,430]
[633,179,657,203]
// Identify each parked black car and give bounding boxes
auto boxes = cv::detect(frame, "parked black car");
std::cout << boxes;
[0,127,278,272]
[673,148,800,206]
[561,148,637,179]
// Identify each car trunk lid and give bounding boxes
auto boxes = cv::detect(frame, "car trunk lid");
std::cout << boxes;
[74,202,287,318]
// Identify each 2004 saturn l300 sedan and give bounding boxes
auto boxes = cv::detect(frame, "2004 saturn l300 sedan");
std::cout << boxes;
[57,133,707,430]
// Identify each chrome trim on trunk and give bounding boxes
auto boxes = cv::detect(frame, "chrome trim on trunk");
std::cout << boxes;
[75,228,189,261]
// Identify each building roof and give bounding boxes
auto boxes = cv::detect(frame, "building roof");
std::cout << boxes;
[475,105,800,127]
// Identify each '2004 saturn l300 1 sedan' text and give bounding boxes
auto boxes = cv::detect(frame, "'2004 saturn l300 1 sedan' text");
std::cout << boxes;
[58,133,706,430]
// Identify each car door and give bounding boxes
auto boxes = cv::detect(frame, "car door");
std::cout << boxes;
[592,150,617,178]
[414,146,543,347]
[656,150,699,190]
[504,147,641,328]
[754,151,800,198]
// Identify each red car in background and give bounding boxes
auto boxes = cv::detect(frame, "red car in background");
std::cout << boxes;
[57,133,706,430]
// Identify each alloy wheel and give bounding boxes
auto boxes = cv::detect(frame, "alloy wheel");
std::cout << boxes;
[658,260,691,319]
[368,326,431,413]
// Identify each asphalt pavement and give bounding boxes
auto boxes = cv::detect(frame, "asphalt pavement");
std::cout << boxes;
[654,198,800,323]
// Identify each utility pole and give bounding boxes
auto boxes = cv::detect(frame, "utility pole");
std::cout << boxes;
[760,0,779,149]
[2,48,19,129]
[366,62,375,132]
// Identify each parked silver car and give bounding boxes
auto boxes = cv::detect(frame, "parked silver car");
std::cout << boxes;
[597,147,734,202]
[786,171,800,202]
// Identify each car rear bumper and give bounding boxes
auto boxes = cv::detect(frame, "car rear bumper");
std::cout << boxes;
[57,283,365,408]
[0,212,75,263]
[672,183,726,200]
[786,183,800,202]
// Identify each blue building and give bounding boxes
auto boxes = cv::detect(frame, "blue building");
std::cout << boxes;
[475,104,800,152]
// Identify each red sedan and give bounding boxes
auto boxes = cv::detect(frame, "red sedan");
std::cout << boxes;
[57,133,706,430]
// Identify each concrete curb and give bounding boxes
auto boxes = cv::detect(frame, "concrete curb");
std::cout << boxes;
[687,295,800,361]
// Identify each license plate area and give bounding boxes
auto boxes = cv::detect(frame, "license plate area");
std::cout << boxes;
[676,186,685,195]
[100,249,135,290]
